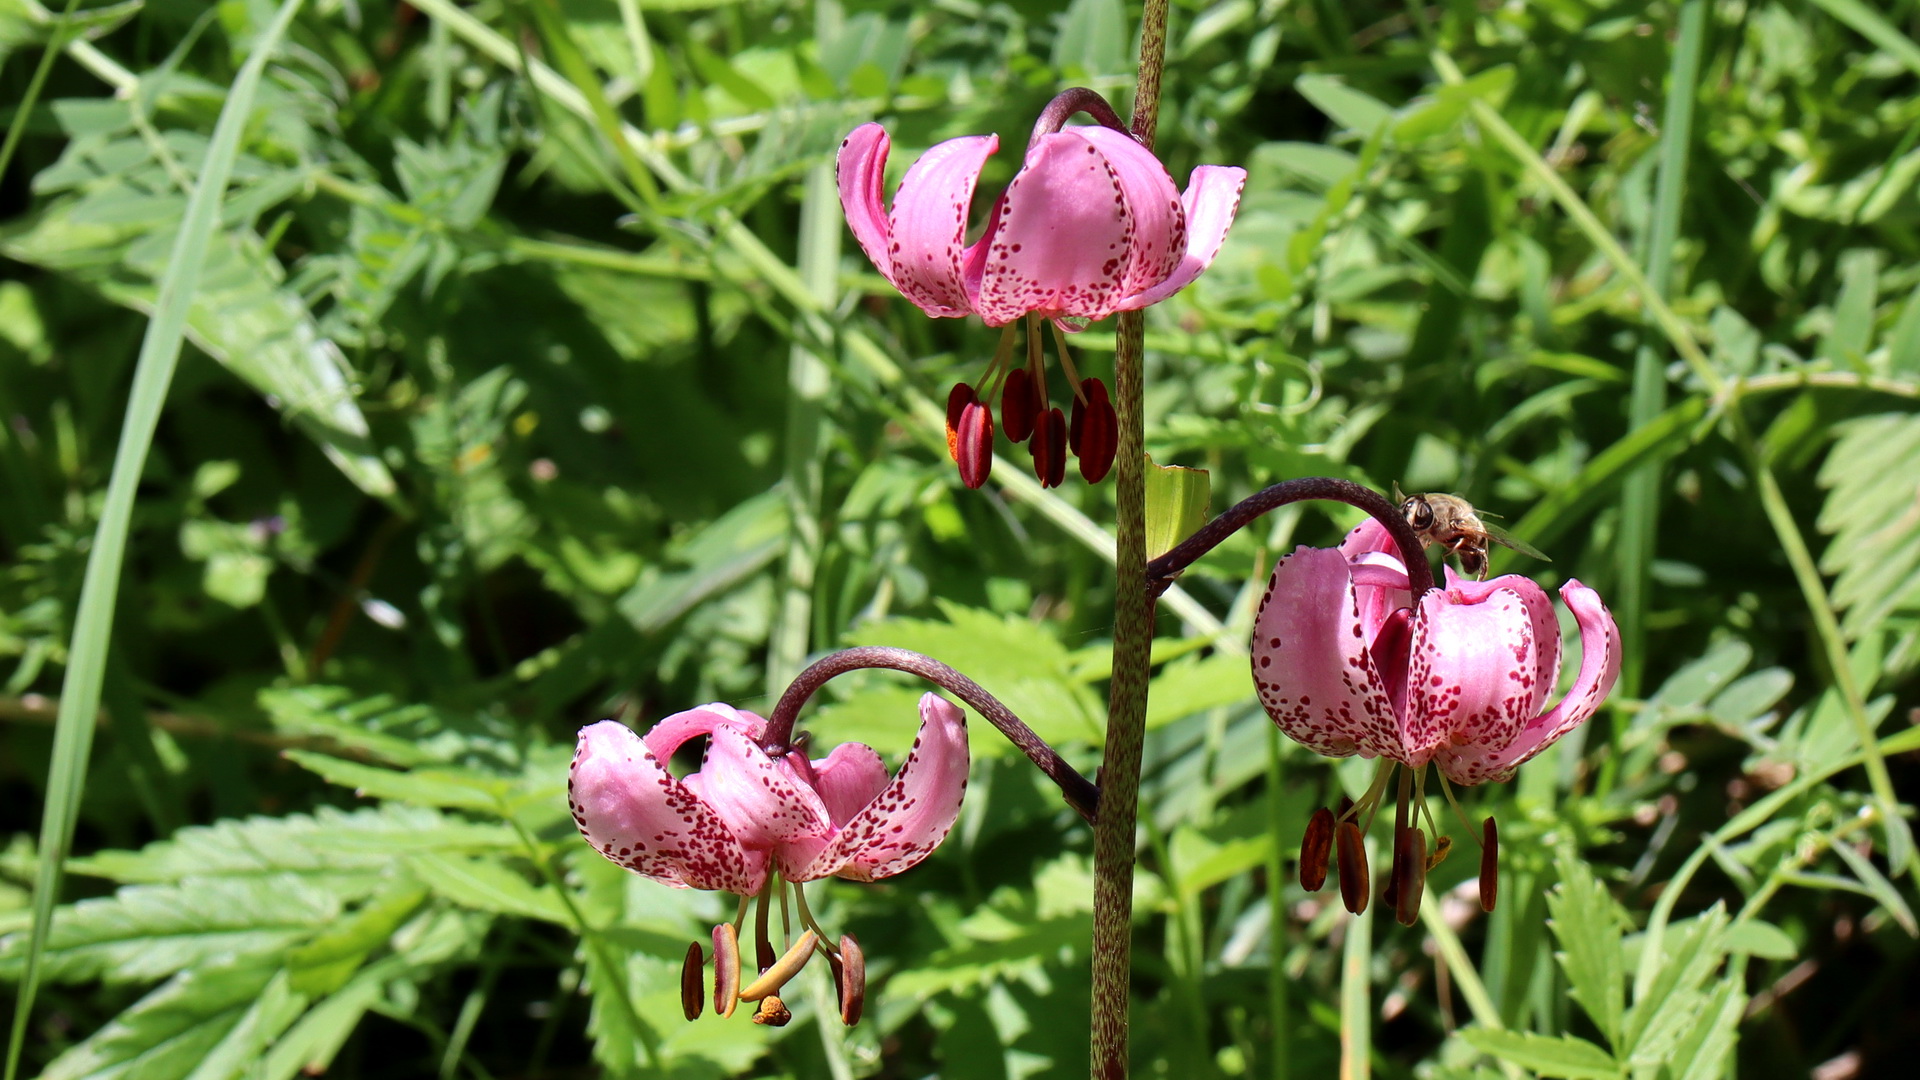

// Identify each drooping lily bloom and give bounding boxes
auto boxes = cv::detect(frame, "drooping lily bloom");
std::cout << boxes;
[569,694,967,1024]
[1257,518,1620,922]
[837,90,1246,488]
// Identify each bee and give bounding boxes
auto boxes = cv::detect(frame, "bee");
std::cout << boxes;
[1394,486,1549,581]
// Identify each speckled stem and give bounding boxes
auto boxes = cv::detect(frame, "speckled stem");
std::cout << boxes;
[760,647,1099,823]
[1144,478,1437,600]
[1029,87,1132,151]
[1090,4,1171,1078]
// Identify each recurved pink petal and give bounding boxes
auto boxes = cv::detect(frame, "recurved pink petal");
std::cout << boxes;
[1251,546,1405,762]
[682,724,833,851]
[887,134,999,318]
[1446,570,1561,715]
[570,720,766,893]
[1440,580,1621,784]
[642,702,764,763]
[1405,586,1540,767]
[1072,126,1186,298]
[974,130,1135,326]
[811,741,890,827]
[792,694,969,882]
[837,124,894,289]
[1121,164,1246,308]
[1341,519,1413,640]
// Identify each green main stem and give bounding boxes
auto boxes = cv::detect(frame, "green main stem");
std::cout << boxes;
[1091,3,1169,1077]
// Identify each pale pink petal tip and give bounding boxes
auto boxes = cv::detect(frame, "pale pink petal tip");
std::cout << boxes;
[886,133,999,318]
[837,123,894,287]
[811,693,969,882]
[1124,164,1247,308]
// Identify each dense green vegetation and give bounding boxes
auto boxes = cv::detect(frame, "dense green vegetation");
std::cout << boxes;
[3,0,1919,1077]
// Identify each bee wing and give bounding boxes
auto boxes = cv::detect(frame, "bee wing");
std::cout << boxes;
[1482,522,1550,562]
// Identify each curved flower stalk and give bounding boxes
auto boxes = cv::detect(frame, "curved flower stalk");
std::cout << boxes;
[838,88,1246,489]
[1255,517,1621,922]
[569,648,1098,1026]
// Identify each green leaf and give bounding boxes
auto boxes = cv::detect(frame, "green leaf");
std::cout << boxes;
[7,10,319,1062]
[837,601,1105,752]
[1459,1028,1619,1079]
[1052,0,1130,79]
[1547,856,1626,1047]
[40,959,279,1080]
[0,874,344,984]
[1144,454,1211,562]
[1723,919,1797,960]
[1144,653,1251,730]
[408,853,570,925]
[281,751,507,813]
[1829,836,1919,935]
[286,880,430,995]
[615,488,787,634]
[1296,74,1393,135]
[70,804,515,884]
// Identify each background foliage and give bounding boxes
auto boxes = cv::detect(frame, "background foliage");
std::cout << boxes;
[2,0,1919,1077]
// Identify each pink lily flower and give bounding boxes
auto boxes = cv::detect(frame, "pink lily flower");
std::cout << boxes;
[835,90,1246,489]
[568,694,967,1025]
[836,121,1245,328]
[1256,518,1620,923]
[569,694,968,892]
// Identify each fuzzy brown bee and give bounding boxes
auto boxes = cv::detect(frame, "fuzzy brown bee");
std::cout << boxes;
[1395,488,1549,580]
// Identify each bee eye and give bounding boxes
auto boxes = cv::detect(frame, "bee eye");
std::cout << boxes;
[1407,502,1433,529]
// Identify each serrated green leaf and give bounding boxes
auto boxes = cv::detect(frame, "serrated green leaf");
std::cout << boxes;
[1458,1028,1620,1079]
[286,880,429,995]
[1623,906,1730,1052]
[256,954,409,1080]
[841,600,1104,750]
[0,875,344,984]
[1548,856,1626,1047]
[1145,652,1251,731]
[70,805,515,883]
[281,751,506,812]
[41,959,278,1080]
[408,853,569,924]
[1668,980,1746,1080]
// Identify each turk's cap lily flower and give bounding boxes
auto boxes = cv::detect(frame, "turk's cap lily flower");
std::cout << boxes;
[836,119,1245,328]
[837,90,1245,490]
[568,694,969,895]
[1253,518,1620,786]
[1257,517,1620,925]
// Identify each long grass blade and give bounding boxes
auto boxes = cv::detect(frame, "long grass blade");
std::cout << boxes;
[2,4,311,1076]
[1617,0,1707,698]
[0,0,85,184]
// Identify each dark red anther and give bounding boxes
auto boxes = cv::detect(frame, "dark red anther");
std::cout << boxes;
[835,933,866,1026]
[1032,407,1067,488]
[1335,820,1369,915]
[1394,828,1427,927]
[681,941,705,1021]
[1299,807,1335,892]
[1479,817,1499,912]
[945,383,975,464]
[955,397,995,490]
[1070,378,1117,483]
[1002,367,1043,443]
